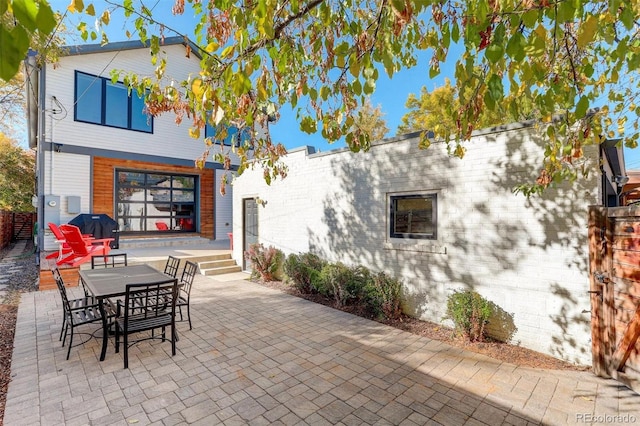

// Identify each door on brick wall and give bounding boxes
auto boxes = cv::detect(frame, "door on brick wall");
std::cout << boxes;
[243,198,258,271]
[589,206,640,393]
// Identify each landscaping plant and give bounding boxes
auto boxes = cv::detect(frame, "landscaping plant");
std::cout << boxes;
[319,263,367,307]
[283,252,326,294]
[445,289,493,342]
[244,243,284,282]
[364,272,403,321]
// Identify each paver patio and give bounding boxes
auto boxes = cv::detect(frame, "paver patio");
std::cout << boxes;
[5,272,640,425]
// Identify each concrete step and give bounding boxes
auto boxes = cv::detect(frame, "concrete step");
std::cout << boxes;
[199,258,237,269]
[119,236,214,249]
[200,264,243,276]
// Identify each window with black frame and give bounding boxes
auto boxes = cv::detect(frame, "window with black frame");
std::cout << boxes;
[205,122,251,147]
[389,194,437,239]
[74,71,152,133]
[116,170,197,233]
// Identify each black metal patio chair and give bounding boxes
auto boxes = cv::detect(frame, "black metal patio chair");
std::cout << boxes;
[114,278,178,369]
[177,260,198,330]
[52,267,105,360]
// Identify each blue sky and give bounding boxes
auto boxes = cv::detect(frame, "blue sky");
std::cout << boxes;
[50,0,640,170]
[52,0,449,152]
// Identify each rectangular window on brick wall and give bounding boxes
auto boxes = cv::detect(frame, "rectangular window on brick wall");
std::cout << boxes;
[74,71,153,133]
[389,193,437,239]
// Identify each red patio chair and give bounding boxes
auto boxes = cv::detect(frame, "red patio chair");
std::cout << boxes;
[57,224,114,267]
[46,222,94,261]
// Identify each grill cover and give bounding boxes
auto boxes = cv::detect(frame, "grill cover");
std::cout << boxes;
[68,214,120,249]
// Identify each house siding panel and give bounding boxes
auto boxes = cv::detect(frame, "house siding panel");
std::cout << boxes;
[39,40,235,247]
[233,126,600,365]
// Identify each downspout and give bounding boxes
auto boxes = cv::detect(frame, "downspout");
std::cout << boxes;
[26,51,48,254]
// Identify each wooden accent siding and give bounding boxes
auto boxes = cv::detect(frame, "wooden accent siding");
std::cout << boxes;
[92,157,214,238]
[39,266,80,291]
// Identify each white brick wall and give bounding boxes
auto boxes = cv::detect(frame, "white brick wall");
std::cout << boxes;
[233,125,600,365]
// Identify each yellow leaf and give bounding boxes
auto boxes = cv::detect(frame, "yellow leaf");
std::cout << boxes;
[68,0,84,13]
[189,127,201,139]
[86,4,95,16]
[205,42,218,53]
[191,79,203,97]
[101,10,110,25]
[577,15,598,48]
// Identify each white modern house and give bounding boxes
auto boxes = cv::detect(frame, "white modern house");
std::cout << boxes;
[25,37,238,252]
[232,123,626,365]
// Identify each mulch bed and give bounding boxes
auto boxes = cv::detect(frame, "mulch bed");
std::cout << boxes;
[256,279,591,372]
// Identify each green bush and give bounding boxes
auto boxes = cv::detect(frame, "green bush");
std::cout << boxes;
[445,289,493,342]
[244,243,284,282]
[363,272,403,320]
[319,263,369,307]
[283,252,326,294]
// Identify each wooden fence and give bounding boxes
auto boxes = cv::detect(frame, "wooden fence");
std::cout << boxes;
[0,211,36,250]
[589,205,640,393]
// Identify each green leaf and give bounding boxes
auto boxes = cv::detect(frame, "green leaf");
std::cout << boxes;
[556,1,576,23]
[506,32,526,61]
[485,44,504,64]
[35,1,57,36]
[487,74,503,101]
[0,25,29,81]
[13,0,39,32]
[522,10,538,28]
[575,95,589,119]
[451,22,460,43]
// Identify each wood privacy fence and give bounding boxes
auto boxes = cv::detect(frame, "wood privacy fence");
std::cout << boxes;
[589,206,640,393]
[0,211,36,250]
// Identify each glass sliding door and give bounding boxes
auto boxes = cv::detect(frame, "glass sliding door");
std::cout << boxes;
[116,170,197,234]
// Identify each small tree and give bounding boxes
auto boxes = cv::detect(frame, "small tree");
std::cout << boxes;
[0,133,35,211]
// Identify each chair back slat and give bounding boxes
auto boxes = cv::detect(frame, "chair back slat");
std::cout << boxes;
[123,279,178,324]
[180,261,198,297]
[52,267,71,313]
[59,224,92,256]
[92,253,128,268]
[164,256,181,278]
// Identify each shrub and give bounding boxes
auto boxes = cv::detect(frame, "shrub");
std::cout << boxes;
[363,272,403,320]
[244,243,284,282]
[445,289,493,342]
[319,263,368,307]
[283,252,326,294]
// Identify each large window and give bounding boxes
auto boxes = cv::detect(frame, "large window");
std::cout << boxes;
[116,170,197,233]
[75,71,153,133]
[389,194,437,239]
[205,123,251,146]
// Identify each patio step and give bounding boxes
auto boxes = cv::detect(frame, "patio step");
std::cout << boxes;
[198,257,242,276]
[119,236,213,249]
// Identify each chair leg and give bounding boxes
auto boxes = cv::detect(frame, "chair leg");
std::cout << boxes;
[171,324,176,356]
[66,327,73,360]
[115,325,120,353]
[62,323,69,347]
[123,333,128,369]
[187,305,192,330]
[59,318,66,341]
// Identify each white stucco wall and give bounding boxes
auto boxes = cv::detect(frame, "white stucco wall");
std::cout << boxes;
[233,125,601,365]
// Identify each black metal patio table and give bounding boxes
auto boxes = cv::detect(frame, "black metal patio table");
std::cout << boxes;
[79,264,171,361]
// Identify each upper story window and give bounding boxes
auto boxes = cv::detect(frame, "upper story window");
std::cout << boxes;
[389,193,437,239]
[74,71,153,133]
[205,122,251,147]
